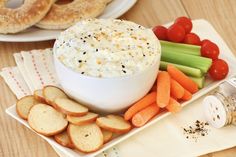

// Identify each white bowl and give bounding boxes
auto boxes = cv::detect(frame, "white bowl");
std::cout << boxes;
[53,54,160,113]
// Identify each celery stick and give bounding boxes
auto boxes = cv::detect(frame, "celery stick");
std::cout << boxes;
[160,61,203,77]
[161,50,212,73]
[160,40,201,56]
[189,76,205,89]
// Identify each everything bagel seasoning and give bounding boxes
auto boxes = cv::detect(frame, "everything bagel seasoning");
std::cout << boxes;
[183,120,210,142]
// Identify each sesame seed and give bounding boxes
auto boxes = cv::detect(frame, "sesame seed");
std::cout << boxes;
[122,65,125,68]
[81,72,84,74]
[78,60,82,63]
[83,52,86,55]
[122,70,126,73]
[96,49,98,52]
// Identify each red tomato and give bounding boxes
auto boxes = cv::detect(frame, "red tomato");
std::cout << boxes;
[201,41,219,60]
[201,39,211,45]
[209,59,229,80]
[167,24,186,42]
[174,16,192,34]
[152,25,168,40]
[184,33,201,45]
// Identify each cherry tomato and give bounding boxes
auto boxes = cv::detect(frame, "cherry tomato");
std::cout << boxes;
[167,24,186,42]
[174,16,192,34]
[201,39,211,46]
[209,59,229,80]
[184,33,201,45]
[201,41,219,60]
[152,25,168,40]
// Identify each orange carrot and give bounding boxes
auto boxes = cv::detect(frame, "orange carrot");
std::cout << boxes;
[167,65,198,94]
[156,71,171,108]
[166,97,181,113]
[181,89,192,101]
[170,79,185,99]
[124,92,156,121]
[132,103,160,127]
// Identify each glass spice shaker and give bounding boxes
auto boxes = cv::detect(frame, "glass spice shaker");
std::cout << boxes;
[203,77,236,128]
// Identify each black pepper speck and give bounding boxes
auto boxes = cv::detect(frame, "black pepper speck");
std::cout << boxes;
[182,120,210,142]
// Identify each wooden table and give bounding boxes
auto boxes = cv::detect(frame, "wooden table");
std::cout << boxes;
[1,0,236,156]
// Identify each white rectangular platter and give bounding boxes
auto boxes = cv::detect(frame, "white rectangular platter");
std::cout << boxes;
[5,19,236,157]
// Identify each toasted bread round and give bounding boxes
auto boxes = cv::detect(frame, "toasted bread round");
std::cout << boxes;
[54,131,74,149]
[54,98,88,116]
[102,129,113,143]
[36,0,110,30]
[34,89,47,104]
[96,115,131,134]
[0,0,54,34]
[43,86,68,106]
[28,104,68,136]
[16,95,40,120]
[67,112,98,125]
[68,123,103,153]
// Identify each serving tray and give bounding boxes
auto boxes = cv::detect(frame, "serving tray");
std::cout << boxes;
[6,19,236,157]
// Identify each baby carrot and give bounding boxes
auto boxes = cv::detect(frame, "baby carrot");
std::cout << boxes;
[181,89,192,101]
[167,65,198,94]
[156,71,171,108]
[170,79,185,99]
[166,97,181,113]
[132,103,160,127]
[124,92,157,121]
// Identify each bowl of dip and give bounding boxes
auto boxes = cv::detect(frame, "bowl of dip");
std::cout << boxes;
[53,19,161,113]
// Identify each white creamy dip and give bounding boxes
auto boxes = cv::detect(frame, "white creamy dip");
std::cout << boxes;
[54,19,161,78]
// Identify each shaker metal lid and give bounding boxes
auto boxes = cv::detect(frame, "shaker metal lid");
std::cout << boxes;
[203,95,227,128]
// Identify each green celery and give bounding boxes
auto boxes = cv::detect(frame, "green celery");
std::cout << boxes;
[160,40,201,56]
[160,61,203,77]
[189,76,205,89]
[161,50,212,73]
